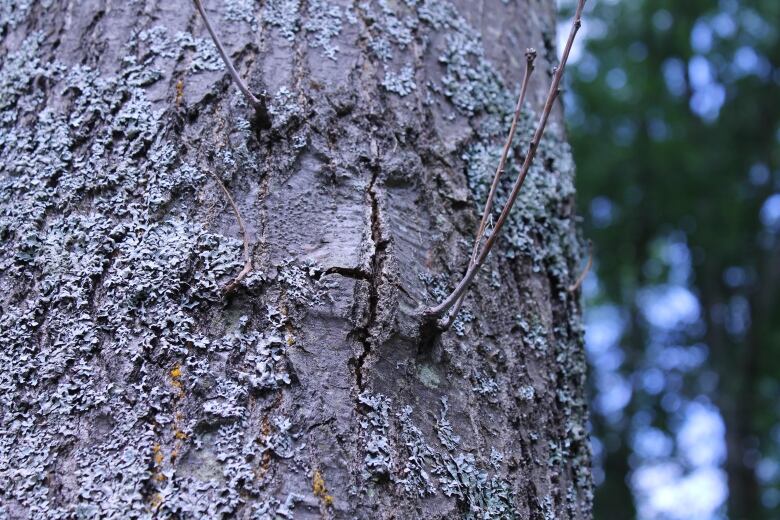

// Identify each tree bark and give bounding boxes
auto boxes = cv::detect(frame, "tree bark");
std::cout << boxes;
[0,0,590,518]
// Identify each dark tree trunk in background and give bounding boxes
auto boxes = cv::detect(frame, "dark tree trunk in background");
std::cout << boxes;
[0,0,590,518]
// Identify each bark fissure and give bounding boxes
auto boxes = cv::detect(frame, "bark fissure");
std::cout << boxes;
[323,265,371,281]
[352,164,387,393]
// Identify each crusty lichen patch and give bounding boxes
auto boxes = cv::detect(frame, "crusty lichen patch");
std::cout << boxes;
[312,469,335,507]
[0,24,299,518]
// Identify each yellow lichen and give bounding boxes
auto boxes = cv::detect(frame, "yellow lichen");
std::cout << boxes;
[152,443,163,465]
[175,79,184,106]
[285,322,296,346]
[312,469,334,507]
[169,364,184,397]
[150,493,163,509]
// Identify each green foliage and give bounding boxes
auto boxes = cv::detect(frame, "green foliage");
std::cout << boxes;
[563,0,780,517]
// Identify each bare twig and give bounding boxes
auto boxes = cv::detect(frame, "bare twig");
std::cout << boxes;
[423,0,587,328]
[192,0,270,122]
[471,49,537,266]
[567,240,593,293]
[438,49,537,330]
[209,172,252,294]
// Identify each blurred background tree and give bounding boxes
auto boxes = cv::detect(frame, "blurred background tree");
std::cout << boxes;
[559,0,780,518]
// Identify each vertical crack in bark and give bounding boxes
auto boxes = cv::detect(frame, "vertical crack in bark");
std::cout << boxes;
[352,166,387,392]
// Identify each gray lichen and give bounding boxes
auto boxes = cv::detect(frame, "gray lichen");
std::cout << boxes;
[358,392,394,479]
[0,27,295,518]
[439,32,512,116]
[434,452,517,519]
[396,405,437,496]
[516,384,536,402]
[382,65,417,97]
[434,396,461,451]
[268,86,303,128]
[473,372,500,398]
[359,0,416,62]
[176,32,225,72]
[129,26,227,74]
[304,0,345,60]
[0,0,35,31]
[277,259,331,307]
[263,0,301,41]
[353,394,519,516]
[429,401,517,518]
[224,0,258,31]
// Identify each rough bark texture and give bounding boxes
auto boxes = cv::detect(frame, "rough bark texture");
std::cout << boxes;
[0,0,590,518]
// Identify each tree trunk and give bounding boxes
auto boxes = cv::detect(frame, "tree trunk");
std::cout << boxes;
[0,0,590,518]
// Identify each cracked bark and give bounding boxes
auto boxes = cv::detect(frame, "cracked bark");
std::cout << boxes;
[351,158,388,394]
[0,0,591,518]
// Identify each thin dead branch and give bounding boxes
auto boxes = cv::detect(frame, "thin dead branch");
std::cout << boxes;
[423,0,587,329]
[439,49,537,330]
[567,241,593,293]
[471,49,537,266]
[192,0,270,124]
[209,172,252,295]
